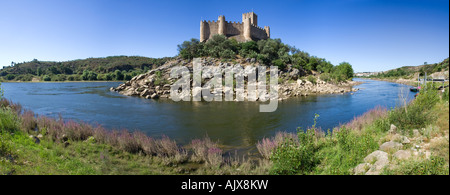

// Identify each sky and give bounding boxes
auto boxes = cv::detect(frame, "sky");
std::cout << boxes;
[0,0,448,72]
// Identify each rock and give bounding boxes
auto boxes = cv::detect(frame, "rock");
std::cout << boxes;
[380,141,402,152]
[388,124,397,134]
[393,150,411,160]
[363,150,390,175]
[163,84,171,90]
[364,150,389,164]
[413,129,421,137]
[151,94,159,99]
[354,163,371,175]
[140,89,152,97]
[289,68,300,80]
[399,136,410,144]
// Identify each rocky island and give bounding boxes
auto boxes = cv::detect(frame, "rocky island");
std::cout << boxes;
[110,57,360,101]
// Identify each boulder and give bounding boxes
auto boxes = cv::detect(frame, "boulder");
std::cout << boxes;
[289,68,300,80]
[388,124,397,134]
[380,141,402,152]
[413,129,421,137]
[364,150,389,164]
[151,94,159,99]
[363,150,390,175]
[354,163,371,175]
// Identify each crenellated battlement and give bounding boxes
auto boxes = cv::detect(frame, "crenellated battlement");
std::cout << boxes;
[200,12,270,42]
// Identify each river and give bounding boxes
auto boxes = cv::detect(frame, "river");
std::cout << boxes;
[1,78,416,152]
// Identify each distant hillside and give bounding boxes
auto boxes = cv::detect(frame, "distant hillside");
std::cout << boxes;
[0,56,173,82]
[369,58,449,79]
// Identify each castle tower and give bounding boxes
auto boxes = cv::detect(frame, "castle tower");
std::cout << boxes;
[264,26,270,39]
[200,20,206,42]
[242,12,257,26]
[218,15,226,35]
[243,17,252,41]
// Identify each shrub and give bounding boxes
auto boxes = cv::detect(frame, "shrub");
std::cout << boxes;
[307,75,317,85]
[388,84,440,130]
[257,132,297,159]
[319,73,331,83]
[270,129,318,175]
[206,147,223,167]
[0,108,20,133]
[272,59,286,70]
[43,75,51,81]
[5,74,15,80]
[190,136,219,163]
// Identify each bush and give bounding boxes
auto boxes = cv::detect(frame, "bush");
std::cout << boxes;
[319,73,331,83]
[114,70,124,80]
[5,74,15,80]
[270,129,318,175]
[0,108,20,133]
[43,75,51,81]
[272,59,286,70]
[388,84,440,130]
[307,75,317,85]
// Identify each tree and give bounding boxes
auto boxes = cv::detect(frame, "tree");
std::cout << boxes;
[114,70,124,80]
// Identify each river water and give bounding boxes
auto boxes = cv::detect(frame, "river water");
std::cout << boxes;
[1,79,416,152]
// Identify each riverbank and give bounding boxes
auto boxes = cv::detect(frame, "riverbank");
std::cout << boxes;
[1,80,448,175]
[111,57,361,100]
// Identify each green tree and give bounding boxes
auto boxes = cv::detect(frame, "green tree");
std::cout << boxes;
[114,70,124,80]
[43,75,51,81]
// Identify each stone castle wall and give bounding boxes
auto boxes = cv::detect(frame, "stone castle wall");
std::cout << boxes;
[200,12,269,42]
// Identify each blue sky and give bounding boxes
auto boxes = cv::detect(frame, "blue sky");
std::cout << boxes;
[0,0,448,72]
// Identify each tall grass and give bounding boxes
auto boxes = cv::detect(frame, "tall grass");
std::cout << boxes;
[344,106,388,131]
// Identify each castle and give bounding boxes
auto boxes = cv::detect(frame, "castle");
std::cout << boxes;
[200,12,270,42]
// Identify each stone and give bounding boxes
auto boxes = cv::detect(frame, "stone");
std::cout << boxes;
[413,129,421,137]
[354,163,371,175]
[363,150,390,175]
[151,94,159,99]
[399,136,410,144]
[364,150,389,164]
[393,150,411,160]
[289,68,300,79]
[380,141,402,152]
[388,124,397,134]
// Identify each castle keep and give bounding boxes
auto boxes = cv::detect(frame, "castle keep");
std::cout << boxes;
[200,12,270,42]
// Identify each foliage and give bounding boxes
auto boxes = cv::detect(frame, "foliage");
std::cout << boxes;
[387,83,440,131]
[307,75,317,85]
[383,156,449,175]
[366,58,449,79]
[0,56,172,82]
[177,36,354,82]
[270,128,319,175]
